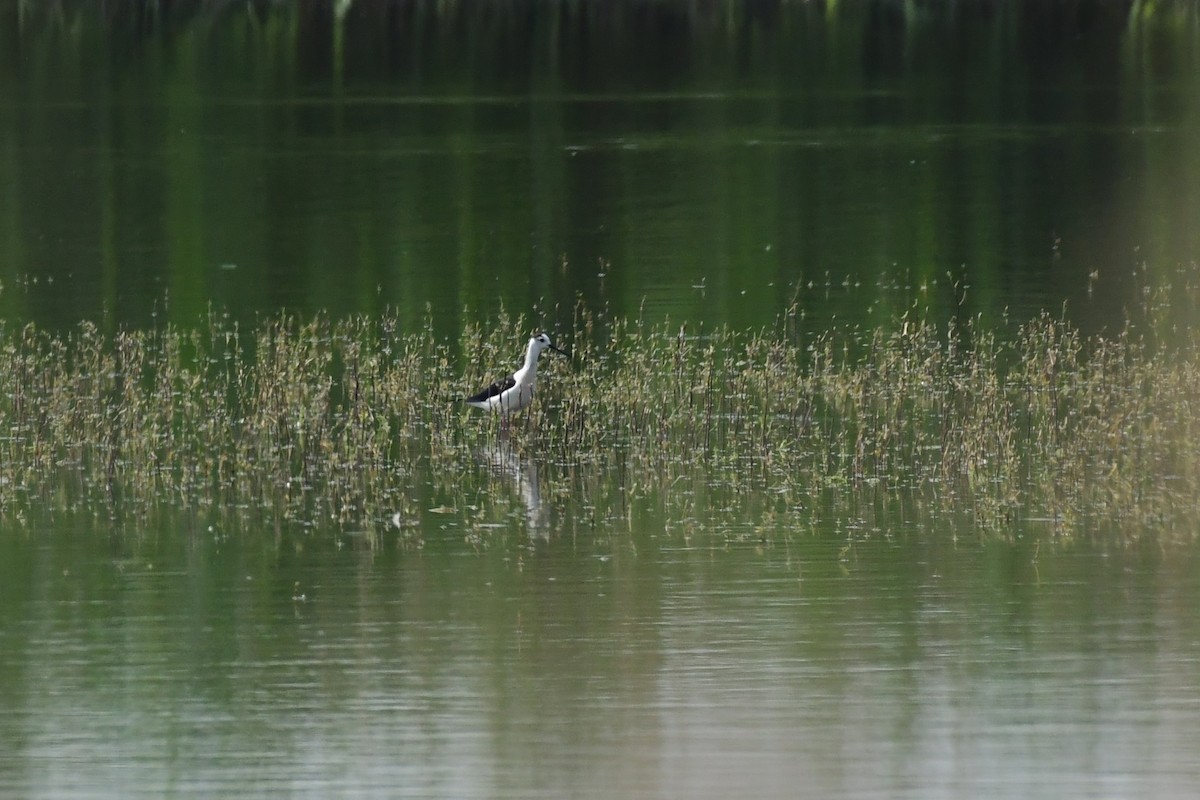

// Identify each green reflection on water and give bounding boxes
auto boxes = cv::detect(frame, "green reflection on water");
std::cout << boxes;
[0,507,1197,799]
[1,3,1199,334]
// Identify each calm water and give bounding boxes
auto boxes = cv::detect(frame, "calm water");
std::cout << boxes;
[3,4,1200,797]
[2,3,1200,334]
[1,510,1197,799]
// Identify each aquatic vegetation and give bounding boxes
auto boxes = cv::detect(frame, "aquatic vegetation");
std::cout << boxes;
[0,291,1196,542]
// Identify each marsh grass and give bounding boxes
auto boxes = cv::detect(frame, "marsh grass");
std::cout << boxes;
[0,289,1197,541]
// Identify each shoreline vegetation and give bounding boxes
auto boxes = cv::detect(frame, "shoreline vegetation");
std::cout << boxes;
[0,285,1196,543]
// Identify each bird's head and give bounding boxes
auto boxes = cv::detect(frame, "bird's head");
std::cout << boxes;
[532,332,570,359]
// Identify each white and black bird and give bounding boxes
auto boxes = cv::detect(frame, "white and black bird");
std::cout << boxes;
[463,333,570,415]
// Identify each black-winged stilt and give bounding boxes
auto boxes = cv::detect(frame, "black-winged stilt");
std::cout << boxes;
[463,333,569,415]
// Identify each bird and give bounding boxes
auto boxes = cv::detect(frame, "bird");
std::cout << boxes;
[463,333,570,415]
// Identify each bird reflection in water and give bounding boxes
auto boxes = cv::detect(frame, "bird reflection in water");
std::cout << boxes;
[477,441,547,536]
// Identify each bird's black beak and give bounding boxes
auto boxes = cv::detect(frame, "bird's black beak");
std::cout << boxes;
[550,344,571,359]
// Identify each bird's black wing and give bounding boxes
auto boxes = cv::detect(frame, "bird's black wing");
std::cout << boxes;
[465,374,516,403]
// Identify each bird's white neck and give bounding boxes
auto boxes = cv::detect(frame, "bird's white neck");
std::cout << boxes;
[515,339,541,383]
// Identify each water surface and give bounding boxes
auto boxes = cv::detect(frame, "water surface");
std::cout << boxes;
[2,511,1196,799]
[2,3,1200,333]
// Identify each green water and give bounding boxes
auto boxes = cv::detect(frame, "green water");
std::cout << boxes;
[2,510,1197,799]
[3,3,1200,798]
[2,2,1200,334]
